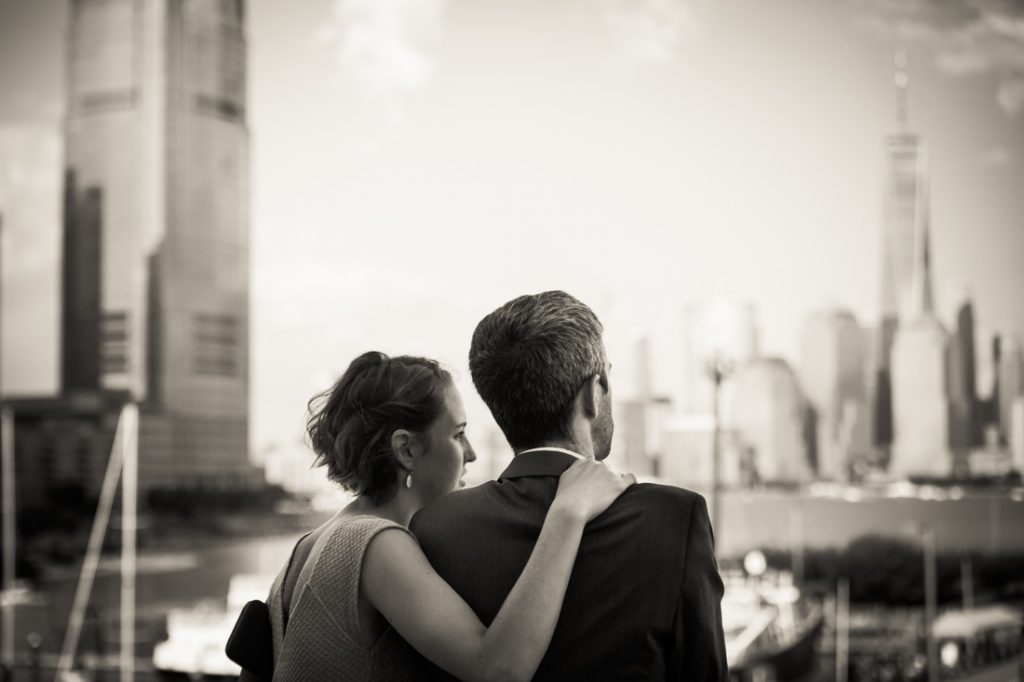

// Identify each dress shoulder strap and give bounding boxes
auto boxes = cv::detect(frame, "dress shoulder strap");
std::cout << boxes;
[301,515,416,640]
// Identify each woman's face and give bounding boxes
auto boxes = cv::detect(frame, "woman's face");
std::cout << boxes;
[414,383,477,502]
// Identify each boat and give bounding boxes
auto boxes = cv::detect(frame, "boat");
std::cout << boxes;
[153,573,273,679]
[931,605,1024,681]
[723,569,824,682]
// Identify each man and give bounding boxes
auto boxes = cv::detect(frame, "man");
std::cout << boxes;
[411,291,727,680]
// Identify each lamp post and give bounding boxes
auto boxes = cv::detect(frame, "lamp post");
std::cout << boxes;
[907,521,939,682]
[922,524,938,682]
[704,352,735,542]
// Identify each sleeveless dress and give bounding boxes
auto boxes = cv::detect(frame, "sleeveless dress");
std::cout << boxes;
[268,515,427,681]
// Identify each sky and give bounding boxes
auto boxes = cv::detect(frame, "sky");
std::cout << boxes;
[1,0,1022,461]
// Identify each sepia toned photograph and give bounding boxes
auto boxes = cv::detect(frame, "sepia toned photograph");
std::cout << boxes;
[0,0,1022,680]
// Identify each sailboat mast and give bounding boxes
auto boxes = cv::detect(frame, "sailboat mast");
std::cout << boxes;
[0,213,14,674]
[56,404,129,678]
[1,407,13,673]
[120,403,138,682]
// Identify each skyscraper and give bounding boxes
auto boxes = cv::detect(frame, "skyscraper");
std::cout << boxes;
[874,52,926,457]
[797,308,869,479]
[948,292,981,456]
[616,337,671,477]
[1011,397,1024,475]
[61,0,253,489]
[889,167,951,478]
[998,334,1024,446]
[731,358,814,484]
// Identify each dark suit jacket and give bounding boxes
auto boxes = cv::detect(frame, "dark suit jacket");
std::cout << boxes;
[410,450,728,681]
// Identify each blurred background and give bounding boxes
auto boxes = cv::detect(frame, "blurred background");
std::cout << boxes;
[0,0,1022,680]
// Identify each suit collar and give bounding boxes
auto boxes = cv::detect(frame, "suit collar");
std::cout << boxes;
[499,449,579,480]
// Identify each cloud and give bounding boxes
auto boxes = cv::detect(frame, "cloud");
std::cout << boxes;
[997,76,1024,114]
[316,0,445,95]
[852,0,1024,116]
[596,0,701,65]
[935,46,990,75]
[979,145,1014,166]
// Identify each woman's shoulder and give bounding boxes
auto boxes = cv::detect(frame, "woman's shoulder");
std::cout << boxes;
[326,513,413,544]
[293,515,414,629]
[313,514,415,578]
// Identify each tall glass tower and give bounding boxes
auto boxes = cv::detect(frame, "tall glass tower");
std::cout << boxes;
[61,0,252,489]
[873,52,926,457]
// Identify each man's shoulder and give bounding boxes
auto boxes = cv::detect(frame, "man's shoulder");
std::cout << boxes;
[410,482,494,531]
[622,481,705,513]
[411,479,709,543]
[414,479,705,515]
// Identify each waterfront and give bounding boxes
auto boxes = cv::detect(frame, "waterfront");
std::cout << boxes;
[3,485,1022,678]
[711,486,1024,557]
[5,530,302,679]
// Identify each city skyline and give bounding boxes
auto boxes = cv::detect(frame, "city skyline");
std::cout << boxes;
[1,0,1022,459]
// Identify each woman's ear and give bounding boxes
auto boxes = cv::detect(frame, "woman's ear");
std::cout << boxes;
[390,429,415,471]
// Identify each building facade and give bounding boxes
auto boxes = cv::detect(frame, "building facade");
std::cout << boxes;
[732,358,815,484]
[889,170,951,478]
[948,295,981,457]
[1011,397,1024,475]
[798,308,868,479]
[998,335,1024,446]
[61,0,254,490]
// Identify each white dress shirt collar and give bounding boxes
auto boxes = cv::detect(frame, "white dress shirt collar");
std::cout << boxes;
[516,446,586,460]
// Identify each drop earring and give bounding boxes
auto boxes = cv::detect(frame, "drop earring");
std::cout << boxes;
[405,472,413,489]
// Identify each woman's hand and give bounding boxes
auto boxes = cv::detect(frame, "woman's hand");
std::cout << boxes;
[552,459,636,524]
[364,459,636,682]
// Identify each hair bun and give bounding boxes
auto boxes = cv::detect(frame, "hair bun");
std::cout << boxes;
[306,353,452,505]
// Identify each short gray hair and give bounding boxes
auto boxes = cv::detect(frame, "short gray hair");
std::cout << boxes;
[469,291,606,449]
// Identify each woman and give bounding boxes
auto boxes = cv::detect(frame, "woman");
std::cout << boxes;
[268,351,634,681]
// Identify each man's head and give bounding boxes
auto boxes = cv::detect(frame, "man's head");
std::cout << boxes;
[469,290,613,459]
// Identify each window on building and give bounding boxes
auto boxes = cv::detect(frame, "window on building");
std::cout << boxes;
[193,312,239,377]
[195,94,243,122]
[101,311,128,374]
[78,88,136,114]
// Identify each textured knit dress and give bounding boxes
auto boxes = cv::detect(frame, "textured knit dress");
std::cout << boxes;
[268,515,427,681]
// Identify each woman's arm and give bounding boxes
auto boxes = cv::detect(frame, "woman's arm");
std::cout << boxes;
[361,459,633,682]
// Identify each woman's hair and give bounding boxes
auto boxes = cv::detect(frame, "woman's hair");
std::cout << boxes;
[306,351,452,504]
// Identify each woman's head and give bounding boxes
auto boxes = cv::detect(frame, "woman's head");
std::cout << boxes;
[306,351,475,505]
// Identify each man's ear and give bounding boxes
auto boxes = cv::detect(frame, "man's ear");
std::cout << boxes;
[578,374,602,419]
[390,429,415,471]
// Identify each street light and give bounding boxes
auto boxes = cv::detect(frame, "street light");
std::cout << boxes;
[743,549,767,578]
[704,351,735,543]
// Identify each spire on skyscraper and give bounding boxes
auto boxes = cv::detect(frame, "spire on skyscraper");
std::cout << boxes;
[895,50,910,132]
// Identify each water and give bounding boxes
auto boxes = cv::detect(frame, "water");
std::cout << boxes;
[8,532,301,676]
[714,489,1024,557]
[5,489,1023,677]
